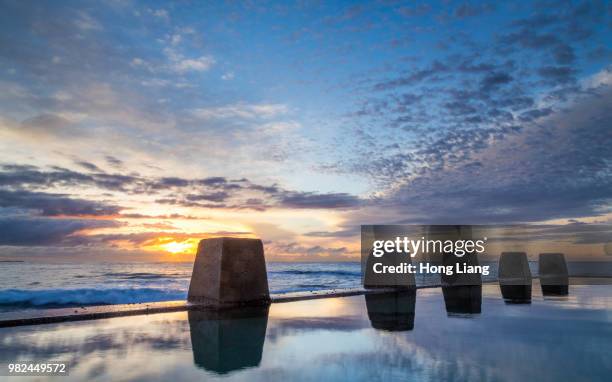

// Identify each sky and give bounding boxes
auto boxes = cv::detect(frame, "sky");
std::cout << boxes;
[0,0,611,262]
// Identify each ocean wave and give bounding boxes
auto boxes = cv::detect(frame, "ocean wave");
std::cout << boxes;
[271,270,361,277]
[0,288,187,309]
[100,272,188,280]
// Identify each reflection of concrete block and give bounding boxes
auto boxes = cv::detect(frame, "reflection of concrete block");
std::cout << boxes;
[442,285,481,315]
[539,253,569,295]
[500,285,532,303]
[365,290,416,331]
[188,238,270,307]
[499,252,531,303]
[188,306,269,374]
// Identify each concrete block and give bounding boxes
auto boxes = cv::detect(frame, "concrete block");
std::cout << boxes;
[363,226,415,289]
[424,225,473,263]
[498,252,531,285]
[442,251,482,287]
[499,252,532,303]
[188,238,270,307]
[363,252,415,289]
[539,253,569,295]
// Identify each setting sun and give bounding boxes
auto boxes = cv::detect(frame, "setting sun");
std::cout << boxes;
[142,236,200,255]
[161,241,194,254]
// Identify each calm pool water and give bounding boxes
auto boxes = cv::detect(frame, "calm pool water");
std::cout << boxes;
[0,280,610,381]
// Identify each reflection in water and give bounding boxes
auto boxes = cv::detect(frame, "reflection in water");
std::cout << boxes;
[541,284,569,296]
[0,285,610,381]
[500,285,532,304]
[365,290,416,331]
[442,285,482,316]
[188,306,269,374]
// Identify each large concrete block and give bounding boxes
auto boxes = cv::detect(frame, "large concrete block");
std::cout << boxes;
[188,238,270,307]
[424,225,473,263]
[442,251,482,287]
[363,226,415,289]
[539,253,569,295]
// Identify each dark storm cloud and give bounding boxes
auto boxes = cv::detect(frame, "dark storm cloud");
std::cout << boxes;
[0,189,121,216]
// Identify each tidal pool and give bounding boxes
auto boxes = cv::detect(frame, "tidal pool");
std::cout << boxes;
[0,280,610,381]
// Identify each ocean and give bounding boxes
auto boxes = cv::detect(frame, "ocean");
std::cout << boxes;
[0,261,610,313]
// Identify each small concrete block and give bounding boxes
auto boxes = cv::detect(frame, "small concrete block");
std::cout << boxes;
[188,238,270,307]
[499,252,532,285]
[539,253,569,295]
[499,252,532,302]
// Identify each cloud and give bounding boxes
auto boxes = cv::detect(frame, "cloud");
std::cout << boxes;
[19,114,81,138]
[104,155,123,168]
[453,3,495,18]
[369,84,612,223]
[0,216,118,246]
[480,72,513,91]
[75,161,103,172]
[304,227,359,238]
[538,66,576,84]
[266,241,355,261]
[149,8,169,21]
[279,192,361,209]
[0,189,122,217]
[191,103,289,120]
[73,11,102,31]
[171,55,215,72]
[0,165,363,211]
[373,61,448,91]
